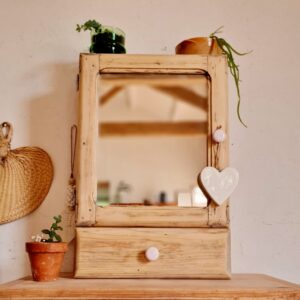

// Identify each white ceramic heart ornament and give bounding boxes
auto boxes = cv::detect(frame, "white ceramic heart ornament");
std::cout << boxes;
[199,167,239,206]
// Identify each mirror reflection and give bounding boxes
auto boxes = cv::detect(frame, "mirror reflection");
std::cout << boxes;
[97,74,209,207]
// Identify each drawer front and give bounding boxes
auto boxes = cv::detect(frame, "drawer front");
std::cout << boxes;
[75,227,230,279]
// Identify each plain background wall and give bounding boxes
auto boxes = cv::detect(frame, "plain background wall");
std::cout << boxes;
[0,0,299,284]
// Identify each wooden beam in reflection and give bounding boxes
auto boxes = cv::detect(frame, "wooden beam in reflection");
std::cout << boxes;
[100,86,124,105]
[153,86,207,111]
[99,122,207,136]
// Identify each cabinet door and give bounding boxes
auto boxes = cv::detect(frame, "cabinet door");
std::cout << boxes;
[76,54,228,227]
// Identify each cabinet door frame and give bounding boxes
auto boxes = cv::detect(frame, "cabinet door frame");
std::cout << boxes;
[76,54,228,227]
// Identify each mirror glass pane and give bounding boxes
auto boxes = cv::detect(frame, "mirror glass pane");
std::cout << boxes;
[97,74,209,207]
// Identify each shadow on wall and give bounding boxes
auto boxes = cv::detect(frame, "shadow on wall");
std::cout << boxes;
[25,63,78,273]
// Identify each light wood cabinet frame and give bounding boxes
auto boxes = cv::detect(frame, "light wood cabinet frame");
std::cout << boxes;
[76,54,228,227]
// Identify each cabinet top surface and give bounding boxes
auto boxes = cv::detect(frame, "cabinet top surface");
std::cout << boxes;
[1,274,299,299]
[79,53,227,74]
[80,53,225,58]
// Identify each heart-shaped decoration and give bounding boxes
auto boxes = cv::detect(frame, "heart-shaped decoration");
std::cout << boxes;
[0,122,53,224]
[199,167,239,206]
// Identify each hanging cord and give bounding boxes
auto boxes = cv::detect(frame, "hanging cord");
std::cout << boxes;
[70,125,77,180]
[68,125,77,210]
[213,125,222,171]
[214,143,221,171]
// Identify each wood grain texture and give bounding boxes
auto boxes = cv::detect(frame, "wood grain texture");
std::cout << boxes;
[75,227,230,278]
[207,56,228,171]
[98,54,208,73]
[76,54,99,226]
[95,206,229,227]
[207,55,230,227]
[1,274,299,299]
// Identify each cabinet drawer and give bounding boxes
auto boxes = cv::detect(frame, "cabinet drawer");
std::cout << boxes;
[75,227,230,279]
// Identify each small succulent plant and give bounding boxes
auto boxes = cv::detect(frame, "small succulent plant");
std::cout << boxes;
[41,215,63,242]
[210,26,252,127]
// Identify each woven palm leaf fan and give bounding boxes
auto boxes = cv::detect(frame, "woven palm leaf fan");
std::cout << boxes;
[0,122,54,224]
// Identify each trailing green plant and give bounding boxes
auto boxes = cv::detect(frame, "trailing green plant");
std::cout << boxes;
[41,215,63,242]
[210,26,251,127]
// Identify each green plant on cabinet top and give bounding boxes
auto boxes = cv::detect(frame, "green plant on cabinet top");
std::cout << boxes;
[76,19,126,53]
[209,26,252,128]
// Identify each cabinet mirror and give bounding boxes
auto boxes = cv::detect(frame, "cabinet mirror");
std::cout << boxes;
[97,74,209,207]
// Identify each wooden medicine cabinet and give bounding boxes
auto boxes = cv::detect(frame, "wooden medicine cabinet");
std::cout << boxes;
[75,54,230,279]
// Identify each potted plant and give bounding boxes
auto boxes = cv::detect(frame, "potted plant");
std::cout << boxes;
[76,19,126,53]
[26,215,68,281]
[176,26,251,127]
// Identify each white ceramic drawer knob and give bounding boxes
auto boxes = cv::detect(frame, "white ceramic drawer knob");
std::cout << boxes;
[145,246,160,261]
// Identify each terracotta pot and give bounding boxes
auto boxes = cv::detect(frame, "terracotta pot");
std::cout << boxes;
[26,242,68,281]
[175,37,223,55]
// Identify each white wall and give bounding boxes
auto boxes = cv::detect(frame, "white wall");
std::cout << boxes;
[0,0,299,284]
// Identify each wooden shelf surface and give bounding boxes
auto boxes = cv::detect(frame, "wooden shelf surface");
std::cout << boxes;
[0,273,300,299]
